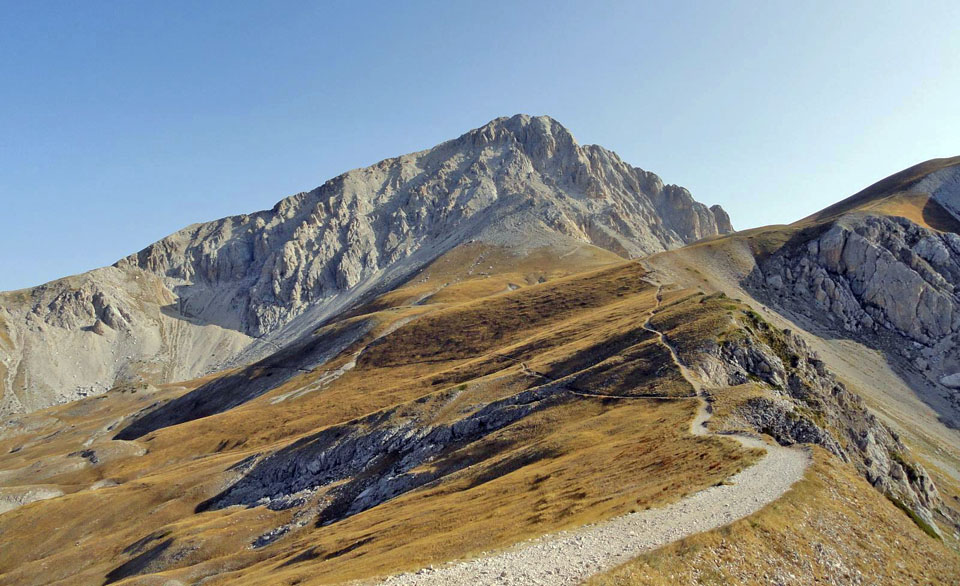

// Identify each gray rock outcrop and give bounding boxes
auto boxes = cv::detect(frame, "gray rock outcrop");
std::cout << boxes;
[748,210,960,422]
[118,115,732,339]
[691,312,945,531]
[755,217,960,342]
[197,384,565,525]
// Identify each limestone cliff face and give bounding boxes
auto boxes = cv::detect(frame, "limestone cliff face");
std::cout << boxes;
[747,162,960,424]
[0,115,732,413]
[117,115,732,339]
[757,217,959,342]
[0,268,252,414]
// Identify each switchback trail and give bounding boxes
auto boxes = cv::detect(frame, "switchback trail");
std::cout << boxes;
[379,283,810,586]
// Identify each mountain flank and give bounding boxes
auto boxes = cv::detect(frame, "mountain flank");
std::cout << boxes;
[0,119,958,584]
[0,114,731,415]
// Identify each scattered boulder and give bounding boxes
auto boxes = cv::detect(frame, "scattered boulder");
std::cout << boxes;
[940,373,960,389]
[90,319,107,336]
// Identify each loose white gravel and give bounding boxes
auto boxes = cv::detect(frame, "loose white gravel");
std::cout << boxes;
[378,285,811,585]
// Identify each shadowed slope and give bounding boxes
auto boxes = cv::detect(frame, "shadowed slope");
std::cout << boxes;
[114,318,374,440]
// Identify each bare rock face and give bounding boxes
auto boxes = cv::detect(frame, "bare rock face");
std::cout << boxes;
[748,213,960,422]
[746,161,960,424]
[0,115,732,414]
[759,217,960,342]
[117,115,731,339]
[0,268,252,414]
[749,162,960,355]
[692,315,945,531]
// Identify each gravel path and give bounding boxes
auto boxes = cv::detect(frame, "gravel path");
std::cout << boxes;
[378,285,811,586]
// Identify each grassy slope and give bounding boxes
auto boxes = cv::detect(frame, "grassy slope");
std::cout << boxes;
[3,213,957,585]
[222,399,755,585]
[589,449,960,586]
[0,244,759,585]
[801,155,960,231]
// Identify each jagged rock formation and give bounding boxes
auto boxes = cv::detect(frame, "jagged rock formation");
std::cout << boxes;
[689,310,945,530]
[753,217,959,346]
[118,114,730,339]
[0,114,732,415]
[197,385,566,525]
[746,161,960,424]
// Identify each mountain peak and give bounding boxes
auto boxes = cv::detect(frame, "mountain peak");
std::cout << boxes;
[0,116,732,413]
[477,113,571,134]
[458,114,578,157]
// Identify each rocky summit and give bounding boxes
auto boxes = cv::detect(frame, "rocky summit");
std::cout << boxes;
[1,120,959,586]
[0,115,731,414]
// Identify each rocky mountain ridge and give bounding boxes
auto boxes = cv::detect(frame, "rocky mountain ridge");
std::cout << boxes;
[0,114,732,414]
[117,114,732,339]
[746,161,960,426]
[2,152,959,585]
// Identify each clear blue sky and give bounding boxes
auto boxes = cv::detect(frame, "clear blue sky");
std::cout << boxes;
[2,1,958,291]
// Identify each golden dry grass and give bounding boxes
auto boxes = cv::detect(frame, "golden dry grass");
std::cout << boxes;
[850,191,960,233]
[358,241,623,313]
[357,262,652,368]
[0,246,766,585]
[205,399,756,585]
[801,156,960,228]
[0,364,754,585]
[703,383,774,435]
[2,236,954,584]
